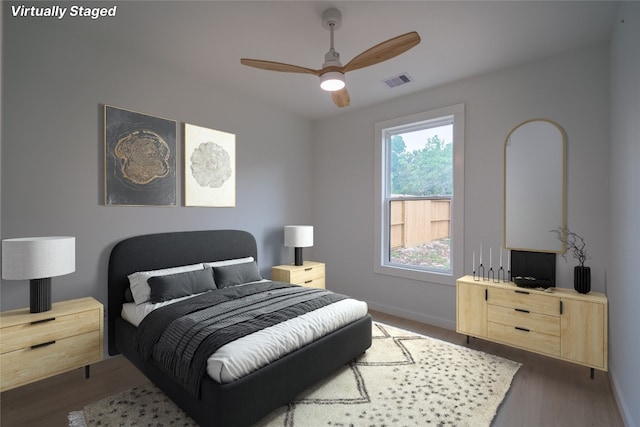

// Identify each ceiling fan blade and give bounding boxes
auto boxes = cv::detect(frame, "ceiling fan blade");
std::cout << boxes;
[343,31,421,73]
[241,58,320,75]
[331,87,350,108]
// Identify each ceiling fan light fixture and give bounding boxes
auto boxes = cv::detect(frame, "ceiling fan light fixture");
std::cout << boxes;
[319,71,345,91]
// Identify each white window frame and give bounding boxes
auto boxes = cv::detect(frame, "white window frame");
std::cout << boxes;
[374,103,465,286]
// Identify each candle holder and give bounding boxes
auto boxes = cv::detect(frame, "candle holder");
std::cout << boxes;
[487,267,495,282]
[475,263,484,281]
[497,266,506,283]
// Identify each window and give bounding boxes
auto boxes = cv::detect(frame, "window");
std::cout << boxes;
[374,104,464,285]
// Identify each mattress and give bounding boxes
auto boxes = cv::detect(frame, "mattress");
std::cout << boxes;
[122,286,368,383]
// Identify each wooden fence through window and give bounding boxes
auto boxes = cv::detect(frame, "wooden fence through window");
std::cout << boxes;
[390,197,451,249]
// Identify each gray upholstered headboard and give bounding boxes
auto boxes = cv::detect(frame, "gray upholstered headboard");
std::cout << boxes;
[107,229,257,355]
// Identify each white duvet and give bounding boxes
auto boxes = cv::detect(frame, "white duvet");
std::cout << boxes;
[121,287,368,384]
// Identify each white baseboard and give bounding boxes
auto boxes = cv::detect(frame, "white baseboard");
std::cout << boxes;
[366,300,456,331]
[608,366,635,427]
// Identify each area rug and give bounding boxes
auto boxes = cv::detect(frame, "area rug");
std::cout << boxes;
[69,322,520,426]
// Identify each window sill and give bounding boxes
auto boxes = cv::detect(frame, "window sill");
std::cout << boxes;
[374,264,454,286]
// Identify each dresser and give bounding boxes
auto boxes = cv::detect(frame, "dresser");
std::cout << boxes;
[271,261,326,289]
[456,275,607,377]
[0,297,104,391]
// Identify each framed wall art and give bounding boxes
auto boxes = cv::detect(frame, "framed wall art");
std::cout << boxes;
[104,105,177,206]
[184,123,236,207]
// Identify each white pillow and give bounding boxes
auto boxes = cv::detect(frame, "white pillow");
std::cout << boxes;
[203,256,255,268]
[128,263,204,305]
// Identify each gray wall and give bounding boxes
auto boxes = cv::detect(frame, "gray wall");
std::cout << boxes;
[1,12,315,311]
[609,3,640,426]
[312,44,610,330]
[0,3,3,244]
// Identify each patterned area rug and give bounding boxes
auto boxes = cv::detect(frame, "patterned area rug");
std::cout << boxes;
[69,322,520,426]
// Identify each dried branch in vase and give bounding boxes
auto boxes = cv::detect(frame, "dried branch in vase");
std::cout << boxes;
[551,227,590,267]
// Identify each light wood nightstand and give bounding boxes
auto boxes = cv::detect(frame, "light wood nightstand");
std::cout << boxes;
[271,261,325,289]
[0,297,104,392]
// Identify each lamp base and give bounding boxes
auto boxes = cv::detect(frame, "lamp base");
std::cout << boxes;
[30,278,52,313]
[294,247,304,266]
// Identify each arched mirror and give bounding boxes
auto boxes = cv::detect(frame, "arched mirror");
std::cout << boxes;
[504,119,566,253]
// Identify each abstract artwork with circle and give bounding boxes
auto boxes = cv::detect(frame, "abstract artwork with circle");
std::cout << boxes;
[104,105,177,206]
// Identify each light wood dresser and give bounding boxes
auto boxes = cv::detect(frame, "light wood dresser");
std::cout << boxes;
[271,261,326,289]
[0,297,104,391]
[456,275,607,377]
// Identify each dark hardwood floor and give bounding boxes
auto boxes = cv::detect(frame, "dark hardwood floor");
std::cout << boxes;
[1,310,625,427]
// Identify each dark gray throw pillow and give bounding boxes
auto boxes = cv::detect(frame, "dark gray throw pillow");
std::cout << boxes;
[124,287,134,303]
[213,261,263,288]
[148,267,216,303]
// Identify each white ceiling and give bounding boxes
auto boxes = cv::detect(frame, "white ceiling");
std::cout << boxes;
[74,1,620,120]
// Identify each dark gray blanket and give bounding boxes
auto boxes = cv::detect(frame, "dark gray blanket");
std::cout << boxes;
[135,281,347,397]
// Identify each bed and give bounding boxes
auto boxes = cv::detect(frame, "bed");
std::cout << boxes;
[108,229,372,426]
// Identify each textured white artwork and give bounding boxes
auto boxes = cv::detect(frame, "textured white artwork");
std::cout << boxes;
[184,123,236,207]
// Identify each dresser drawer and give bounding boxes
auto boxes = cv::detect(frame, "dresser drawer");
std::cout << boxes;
[489,287,559,315]
[0,309,100,354]
[1,330,101,390]
[289,264,325,284]
[488,304,560,336]
[488,321,560,356]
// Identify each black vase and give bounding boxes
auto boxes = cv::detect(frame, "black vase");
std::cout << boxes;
[574,266,591,294]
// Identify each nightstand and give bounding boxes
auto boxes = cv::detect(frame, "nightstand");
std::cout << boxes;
[0,297,104,392]
[271,261,325,289]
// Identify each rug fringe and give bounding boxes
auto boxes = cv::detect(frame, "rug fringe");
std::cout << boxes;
[67,410,87,427]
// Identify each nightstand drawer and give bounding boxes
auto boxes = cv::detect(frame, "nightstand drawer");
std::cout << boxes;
[489,287,559,315]
[1,330,101,390]
[299,278,325,289]
[0,309,100,354]
[488,304,560,336]
[289,264,325,284]
[271,261,326,289]
[488,321,560,356]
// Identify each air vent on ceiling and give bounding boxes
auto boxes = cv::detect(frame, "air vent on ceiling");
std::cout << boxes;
[382,73,413,88]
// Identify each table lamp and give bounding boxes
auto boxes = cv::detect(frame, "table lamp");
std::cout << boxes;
[284,226,313,266]
[2,236,76,313]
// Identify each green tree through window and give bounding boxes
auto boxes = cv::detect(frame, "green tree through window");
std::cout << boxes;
[391,134,452,197]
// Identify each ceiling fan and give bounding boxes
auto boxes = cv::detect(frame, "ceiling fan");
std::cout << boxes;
[240,8,421,108]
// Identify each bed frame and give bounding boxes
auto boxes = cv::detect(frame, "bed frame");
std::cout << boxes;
[108,230,372,426]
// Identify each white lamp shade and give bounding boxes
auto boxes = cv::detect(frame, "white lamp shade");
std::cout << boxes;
[284,226,314,248]
[2,236,75,280]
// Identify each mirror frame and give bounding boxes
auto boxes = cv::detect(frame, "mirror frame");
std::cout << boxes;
[504,118,566,253]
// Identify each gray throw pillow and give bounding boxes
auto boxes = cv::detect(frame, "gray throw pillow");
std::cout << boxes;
[148,267,216,303]
[213,261,263,288]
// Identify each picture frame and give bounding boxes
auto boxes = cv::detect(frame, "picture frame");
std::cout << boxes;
[184,123,236,207]
[104,105,177,206]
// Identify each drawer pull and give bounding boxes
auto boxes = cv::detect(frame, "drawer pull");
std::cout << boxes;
[515,290,530,295]
[515,326,530,332]
[30,317,56,325]
[304,268,313,271]
[304,280,313,284]
[31,340,56,350]
[515,308,530,314]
